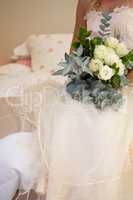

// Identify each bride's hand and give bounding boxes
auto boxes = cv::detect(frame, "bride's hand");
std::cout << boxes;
[128,70,133,81]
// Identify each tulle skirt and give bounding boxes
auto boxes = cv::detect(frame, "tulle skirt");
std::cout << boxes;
[36,84,133,200]
[1,73,133,199]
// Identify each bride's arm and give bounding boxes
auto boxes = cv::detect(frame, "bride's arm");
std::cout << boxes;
[128,70,133,81]
[70,0,89,52]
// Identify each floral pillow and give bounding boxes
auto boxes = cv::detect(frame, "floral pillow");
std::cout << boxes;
[27,34,72,72]
[13,34,72,72]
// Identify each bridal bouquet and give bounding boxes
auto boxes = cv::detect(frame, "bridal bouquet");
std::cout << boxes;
[55,12,133,109]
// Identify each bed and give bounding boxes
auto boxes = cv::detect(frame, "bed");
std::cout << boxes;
[0,33,72,200]
[0,33,72,138]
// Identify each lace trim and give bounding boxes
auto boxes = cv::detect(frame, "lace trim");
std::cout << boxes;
[85,5,131,20]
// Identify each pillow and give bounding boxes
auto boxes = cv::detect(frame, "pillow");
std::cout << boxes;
[0,132,41,192]
[26,34,73,72]
[0,166,19,199]
[13,42,30,58]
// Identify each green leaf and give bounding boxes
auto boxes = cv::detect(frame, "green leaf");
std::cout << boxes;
[122,51,133,69]
[111,75,121,88]
[127,61,133,69]
[101,19,110,27]
[111,63,119,75]
[99,24,106,31]
[75,45,84,56]
[91,37,103,46]
[53,69,64,75]
[72,42,80,49]
[99,11,112,38]
[120,76,128,86]
[65,53,71,63]
[102,12,112,21]
[79,27,92,40]
[83,39,91,57]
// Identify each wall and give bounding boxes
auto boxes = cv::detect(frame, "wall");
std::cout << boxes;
[0,0,77,65]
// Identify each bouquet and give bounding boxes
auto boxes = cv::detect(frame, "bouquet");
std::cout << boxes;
[55,12,133,109]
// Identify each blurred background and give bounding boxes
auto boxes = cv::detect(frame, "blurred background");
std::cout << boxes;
[0,0,77,65]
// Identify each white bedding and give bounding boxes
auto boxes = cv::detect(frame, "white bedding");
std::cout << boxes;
[0,34,70,198]
[0,132,40,199]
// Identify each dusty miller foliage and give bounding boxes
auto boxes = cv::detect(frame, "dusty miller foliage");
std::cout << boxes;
[99,11,112,37]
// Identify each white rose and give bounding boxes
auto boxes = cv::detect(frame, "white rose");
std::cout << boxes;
[115,42,129,57]
[104,47,120,66]
[89,59,103,72]
[98,65,114,81]
[105,37,119,49]
[116,61,125,76]
[94,45,107,61]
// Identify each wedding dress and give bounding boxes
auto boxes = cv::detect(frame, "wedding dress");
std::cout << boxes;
[1,5,133,200]
[37,6,133,200]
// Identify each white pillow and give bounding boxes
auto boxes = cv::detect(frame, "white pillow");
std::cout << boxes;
[26,34,72,72]
[0,166,19,199]
[0,132,41,191]
[0,64,31,78]
[13,42,30,58]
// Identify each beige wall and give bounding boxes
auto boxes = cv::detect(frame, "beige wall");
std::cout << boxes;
[0,0,77,65]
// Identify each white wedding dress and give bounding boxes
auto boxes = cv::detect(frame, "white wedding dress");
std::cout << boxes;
[1,5,133,200]
[37,6,133,200]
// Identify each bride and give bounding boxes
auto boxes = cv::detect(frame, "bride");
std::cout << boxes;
[36,0,133,199]
[1,0,133,199]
